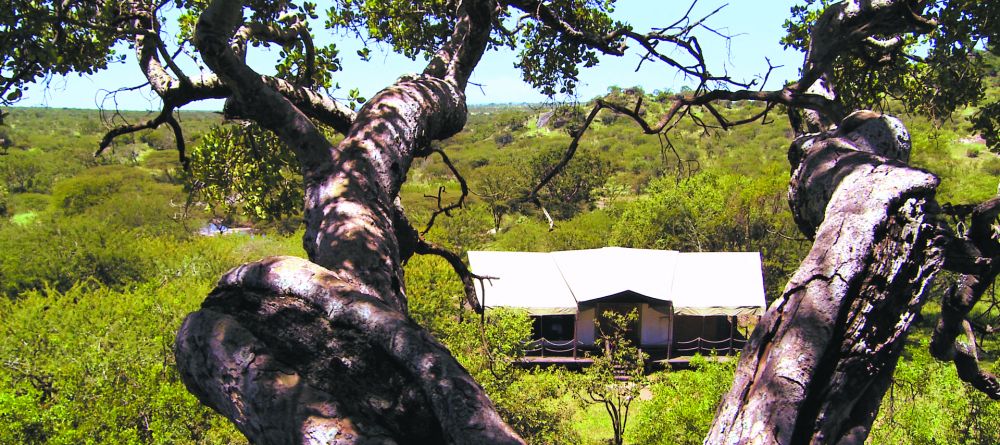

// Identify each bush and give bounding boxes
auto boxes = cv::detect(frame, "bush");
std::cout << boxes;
[629,355,736,445]
[0,282,247,444]
[0,215,159,297]
[50,165,189,236]
[9,192,49,213]
[494,132,514,147]
[0,184,7,217]
[982,156,1000,176]
[50,165,149,215]
[493,370,581,445]
[868,335,1000,445]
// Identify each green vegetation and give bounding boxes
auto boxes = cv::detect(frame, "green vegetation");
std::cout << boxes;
[1,88,999,443]
[581,309,648,445]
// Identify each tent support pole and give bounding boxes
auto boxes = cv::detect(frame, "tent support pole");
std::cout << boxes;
[540,316,545,358]
[700,316,705,355]
[573,313,578,360]
[667,304,673,360]
[729,316,735,354]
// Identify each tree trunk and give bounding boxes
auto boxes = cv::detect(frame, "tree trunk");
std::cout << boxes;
[706,113,946,444]
[174,1,524,444]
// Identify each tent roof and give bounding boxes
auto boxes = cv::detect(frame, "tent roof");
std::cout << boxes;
[468,248,765,316]
[670,252,767,316]
[467,251,577,315]
[549,247,678,303]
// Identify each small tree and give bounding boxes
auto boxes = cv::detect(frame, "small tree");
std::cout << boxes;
[582,309,648,445]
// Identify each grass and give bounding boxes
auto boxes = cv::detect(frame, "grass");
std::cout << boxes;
[572,384,659,445]
[10,211,36,225]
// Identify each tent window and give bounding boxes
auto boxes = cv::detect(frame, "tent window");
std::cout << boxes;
[531,315,575,341]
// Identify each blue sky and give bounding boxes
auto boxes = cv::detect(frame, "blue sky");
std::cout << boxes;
[16,1,805,111]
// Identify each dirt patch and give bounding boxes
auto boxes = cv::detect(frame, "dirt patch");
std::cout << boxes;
[958,134,986,145]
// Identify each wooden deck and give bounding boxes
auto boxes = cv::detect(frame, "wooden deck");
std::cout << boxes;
[517,351,735,371]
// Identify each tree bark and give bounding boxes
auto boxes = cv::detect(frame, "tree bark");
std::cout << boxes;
[174,1,524,444]
[706,113,946,444]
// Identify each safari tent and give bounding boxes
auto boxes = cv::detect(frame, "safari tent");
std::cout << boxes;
[468,247,766,358]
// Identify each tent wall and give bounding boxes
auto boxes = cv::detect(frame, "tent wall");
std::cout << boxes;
[531,315,576,341]
[575,307,596,345]
[640,304,672,347]
[672,315,733,343]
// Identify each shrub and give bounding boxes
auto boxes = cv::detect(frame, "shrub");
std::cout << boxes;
[0,184,7,216]
[629,355,736,445]
[0,282,247,444]
[49,165,189,236]
[982,156,1000,176]
[494,132,514,147]
[50,165,150,215]
[868,335,1000,445]
[0,215,158,297]
[493,370,581,445]
[9,192,49,213]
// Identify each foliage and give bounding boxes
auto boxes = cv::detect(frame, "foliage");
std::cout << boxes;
[0,1,124,106]
[422,202,496,252]
[629,355,737,445]
[0,183,7,216]
[188,123,303,222]
[867,329,1000,445]
[472,162,532,231]
[9,192,49,214]
[495,370,583,445]
[531,146,611,219]
[0,215,158,298]
[0,283,247,444]
[610,169,806,300]
[324,0,622,98]
[782,1,999,144]
[1,149,79,194]
[582,309,647,445]
[512,1,623,97]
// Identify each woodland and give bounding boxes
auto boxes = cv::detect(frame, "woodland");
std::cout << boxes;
[1,0,999,444]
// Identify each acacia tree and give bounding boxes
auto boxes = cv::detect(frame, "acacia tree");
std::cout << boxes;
[2,0,998,444]
[582,309,648,445]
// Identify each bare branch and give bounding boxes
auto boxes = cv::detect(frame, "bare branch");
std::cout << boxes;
[421,148,470,235]
[393,201,485,314]
[164,113,189,170]
[413,240,488,314]
[96,105,174,156]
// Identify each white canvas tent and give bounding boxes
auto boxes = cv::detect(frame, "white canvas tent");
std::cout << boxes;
[467,247,766,349]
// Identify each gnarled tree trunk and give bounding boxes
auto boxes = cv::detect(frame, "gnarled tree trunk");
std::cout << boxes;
[173,0,524,443]
[706,113,946,444]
